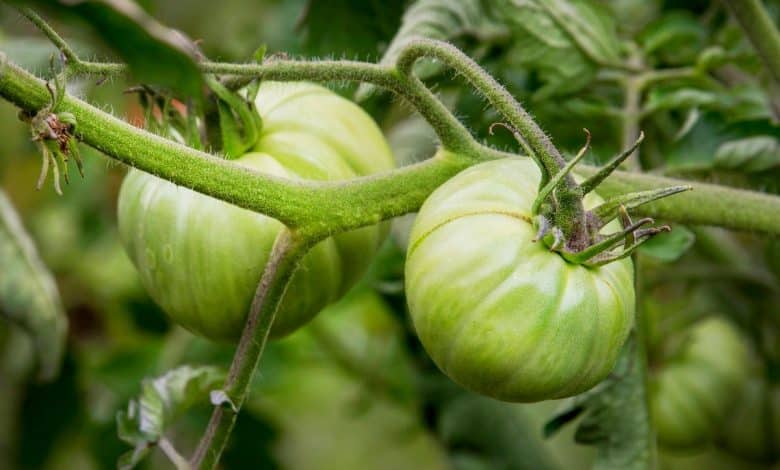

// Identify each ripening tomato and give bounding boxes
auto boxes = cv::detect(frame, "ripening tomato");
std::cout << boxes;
[118,82,395,341]
[649,316,751,450]
[718,376,780,463]
[404,157,635,402]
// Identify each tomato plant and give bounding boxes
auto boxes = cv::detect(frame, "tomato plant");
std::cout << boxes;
[118,81,395,341]
[718,376,780,463]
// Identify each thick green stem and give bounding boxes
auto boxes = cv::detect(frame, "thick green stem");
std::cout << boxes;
[2,52,780,237]
[577,166,780,235]
[190,229,312,469]
[0,54,468,236]
[722,0,780,88]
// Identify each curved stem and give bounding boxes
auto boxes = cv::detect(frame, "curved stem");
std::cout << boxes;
[15,7,126,76]
[190,228,313,469]
[3,53,780,236]
[395,40,568,178]
[394,39,587,242]
[16,6,476,154]
[201,60,477,155]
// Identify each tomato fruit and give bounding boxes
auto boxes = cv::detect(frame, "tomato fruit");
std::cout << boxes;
[718,376,780,463]
[649,316,750,450]
[404,158,635,403]
[118,82,395,342]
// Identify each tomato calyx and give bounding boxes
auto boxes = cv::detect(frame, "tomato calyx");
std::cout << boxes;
[21,69,84,196]
[493,124,690,267]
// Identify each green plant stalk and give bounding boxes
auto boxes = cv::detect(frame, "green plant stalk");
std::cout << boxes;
[2,53,780,237]
[0,54,469,237]
[722,0,780,88]
[575,166,780,235]
[190,229,312,469]
[394,39,589,246]
[14,7,127,76]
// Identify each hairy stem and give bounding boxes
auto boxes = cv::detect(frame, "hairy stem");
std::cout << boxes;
[395,39,568,178]
[190,229,312,469]
[394,39,590,245]
[201,60,477,155]
[15,7,126,76]
[2,52,780,236]
[722,0,780,88]
[576,165,780,235]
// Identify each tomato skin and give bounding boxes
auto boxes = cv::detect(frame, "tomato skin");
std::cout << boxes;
[118,82,394,342]
[650,317,750,450]
[404,158,635,403]
[718,377,780,463]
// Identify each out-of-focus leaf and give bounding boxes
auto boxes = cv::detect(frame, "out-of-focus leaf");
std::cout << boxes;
[500,0,623,99]
[644,87,718,114]
[714,136,780,173]
[116,365,225,469]
[767,238,780,282]
[439,394,559,470]
[0,189,67,381]
[639,11,705,65]
[534,0,623,66]
[355,0,507,100]
[639,225,696,262]
[27,0,204,98]
[300,0,404,59]
[644,84,772,122]
[546,336,654,470]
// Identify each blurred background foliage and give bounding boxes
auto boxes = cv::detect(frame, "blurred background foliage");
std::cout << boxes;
[0,0,779,469]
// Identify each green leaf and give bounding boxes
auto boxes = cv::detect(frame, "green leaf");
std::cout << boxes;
[639,11,705,65]
[500,0,623,99]
[714,136,780,173]
[31,1,204,98]
[355,0,508,100]
[439,394,559,470]
[0,189,67,382]
[545,337,654,470]
[644,87,719,114]
[638,225,696,262]
[534,0,623,66]
[116,365,225,468]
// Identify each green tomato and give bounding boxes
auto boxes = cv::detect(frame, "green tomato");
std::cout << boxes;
[650,316,750,451]
[718,376,780,463]
[118,82,395,342]
[404,158,635,403]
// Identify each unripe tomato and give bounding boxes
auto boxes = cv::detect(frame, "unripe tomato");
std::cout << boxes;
[404,157,635,403]
[718,376,780,463]
[650,317,750,450]
[118,82,394,342]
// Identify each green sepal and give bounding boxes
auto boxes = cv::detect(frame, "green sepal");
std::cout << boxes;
[245,44,267,103]
[592,186,691,227]
[207,76,262,159]
[581,132,644,195]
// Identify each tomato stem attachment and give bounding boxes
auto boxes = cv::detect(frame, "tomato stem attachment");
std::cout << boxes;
[532,128,592,215]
